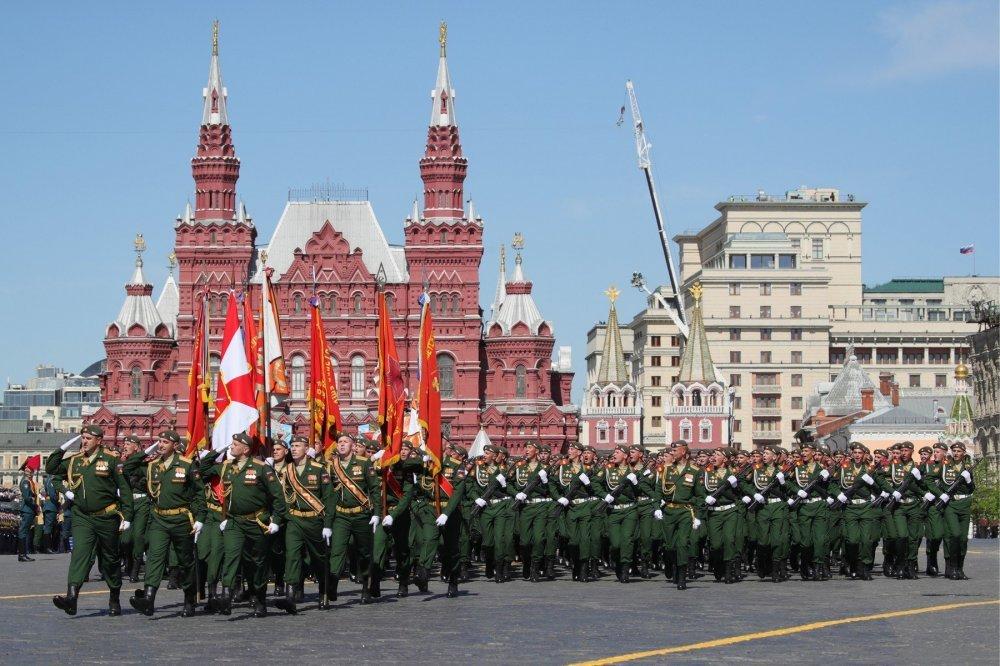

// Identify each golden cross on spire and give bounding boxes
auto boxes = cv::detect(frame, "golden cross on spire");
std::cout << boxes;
[688,281,703,303]
[604,285,620,304]
[134,233,147,255]
[167,251,176,270]
[212,20,219,57]
[512,232,525,251]
[439,20,447,57]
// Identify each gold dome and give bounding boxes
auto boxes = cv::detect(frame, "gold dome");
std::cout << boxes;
[955,362,970,379]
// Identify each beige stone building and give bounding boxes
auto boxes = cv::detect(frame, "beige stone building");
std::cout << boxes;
[586,186,998,450]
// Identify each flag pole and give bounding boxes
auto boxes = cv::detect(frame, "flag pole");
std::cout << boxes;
[201,296,212,449]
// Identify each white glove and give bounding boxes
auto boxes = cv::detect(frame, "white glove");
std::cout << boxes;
[939,493,950,503]
[64,491,74,501]
[796,489,808,499]
[435,514,448,527]
[60,436,80,451]
[265,457,274,467]
[475,498,487,508]
[368,516,379,527]
[370,449,385,462]
[322,527,332,544]
[910,468,921,480]
[837,493,848,503]
[538,470,548,484]
[144,443,159,456]
[727,475,738,487]
[382,514,394,527]
[692,518,702,530]
[515,492,527,501]
[787,498,796,506]
[603,494,615,504]
[119,520,131,532]
[892,491,902,501]
[557,497,569,507]
[219,519,228,532]
[192,521,203,539]
[923,492,935,502]
[861,473,874,486]
[825,497,834,505]
[216,448,229,462]
[267,522,280,535]
[199,450,212,460]
[961,470,972,483]
[643,468,652,477]
[496,474,506,487]
[880,491,889,499]
[705,495,717,506]
[820,469,830,480]
[653,509,663,520]
[753,493,765,504]
[741,496,752,505]
[307,447,317,459]
[627,472,638,485]
[776,472,786,485]
[422,455,430,463]
[579,473,590,486]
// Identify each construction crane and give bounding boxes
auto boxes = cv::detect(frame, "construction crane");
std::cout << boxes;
[625,79,689,340]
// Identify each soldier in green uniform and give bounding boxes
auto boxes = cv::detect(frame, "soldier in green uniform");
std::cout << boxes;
[470,444,513,582]
[17,465,38,562]
[652,439,703,590]
[373,439,417,597]
[197,450,226,611]
[47,425,134,616]
[328,433,381,604]
[701,447,745,583]
[553,442,593,582]
[831,443,888,580]
[537,445,559,579]
[940,442,975,580]
[127,430,206,617]
[594,444,641,583]
[441,445,471,581]
[264,437,290,597]
[748,445,790,582]
[434,459,472,597]
[628,444,657,579]
[120,435,152,583]
[885,441,929,579]
[510,441,552,582]
[921,443,948,576]
[790,442,831,581]
[204,432,286,616]
[274,435,334,614]
[581,446,604,580]
[410,444,445,594]
[32,474,59,555]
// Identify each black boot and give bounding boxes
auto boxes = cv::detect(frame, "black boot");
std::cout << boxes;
[53,583,79,615]
[251,589,267,617]
[275,583,297,615]
[166,567,180,590]
[459,562,469,583]
[396,572,409,598]
[18,537,34,562]
[181,588,197,617]
[545,557,556,580]
[369,569,382,598]
[957,550,970,580]
[446,572,459,598]
[128,556,141,583]
[926,552,939,577]
[129,585,156,616]
[205,583,218,614]
[676,563,687,590]
[415,565,429,593]
[521,549,531,580]
[217,586,233,615]
[495,561,504,584]
[360,577,373,604]
[529,560,541,583]
[108,587,122,616]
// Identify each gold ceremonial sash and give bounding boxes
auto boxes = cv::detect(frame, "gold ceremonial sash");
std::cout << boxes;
[285,464,325,515]
[333,459,370,510]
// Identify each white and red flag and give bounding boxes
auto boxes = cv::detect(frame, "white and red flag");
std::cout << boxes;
[211,292,260,451]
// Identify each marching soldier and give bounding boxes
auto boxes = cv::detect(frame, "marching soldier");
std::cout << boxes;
[274,435,334,614]
[653,439,703,590]
[701,448,744,584]
[885,441,929,579]
[205,432,286,617]
[17,463,38,562]
[511,441,552,583]
[410,445,446,594]
[128,430,206,617]
[553,442,594,582]
[831,443,887,580]
[197,449,226,611]
[34,473,59,555]
[594,444,640,583]
[921,443,948,576]
[469,444,512,582]
[628,444,657,579]
[748,445,790,582]
[328,433,381,605]
[434,459,472,597]
[790,442,831,581]
[266,437,290,597]
[940,441,975,580]
[374,439,417,598]
[47,425,134,616]
[120,435,152,583]
[441,445,472,581]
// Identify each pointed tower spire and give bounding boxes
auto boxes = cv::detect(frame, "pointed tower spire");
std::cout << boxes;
[677,282,721,383]
[490,244,507,321]
[467,199,476,221]
[420,21,467,220]
[192,20,240,222]
[598,286,628,384]
[411,197,420,222]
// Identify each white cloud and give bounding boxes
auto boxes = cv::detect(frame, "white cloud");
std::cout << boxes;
[876,0,998,81]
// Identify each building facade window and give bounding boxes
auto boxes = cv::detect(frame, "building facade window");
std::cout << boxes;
[515,365,527,398]
[351,355,365,399]
[293,293,303,314]
[699,420,712,442]
[730,306,741,318]
[729,283,740,296]
[791,328,802,341]
[650,335,661,347]
[790,306,802,319]
[730,328,741,341]
[909,374,921,388]
[650,416,662,428]
[760,328,772,341]
[353,293,363,314]
[730,351,741,364]
[791,351,803,363]
[935,374,947,388]
[650,376,661,387]
[730,373,741,387]
[651,395,662,408]
[130,367,142,399]
[790,282,802,296]
[760,306,771,318]
[812,238,824,259]
[791,396,803,409]
[760,283,771,296]
[760,351,772,363]
[290,355,306,400]
[437,354,455,398]
[650,356,662,367]
[791,374,802,387]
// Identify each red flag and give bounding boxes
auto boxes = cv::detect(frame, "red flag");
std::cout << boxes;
[20,454,41,472]
[417,296,444,480]
[309,297,341,455]
[377,290,405,469]
[184,298,209,457]
[262,268,290,400]
[211,293,259,451]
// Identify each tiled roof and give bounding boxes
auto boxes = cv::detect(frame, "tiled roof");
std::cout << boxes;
[821,355,891,416]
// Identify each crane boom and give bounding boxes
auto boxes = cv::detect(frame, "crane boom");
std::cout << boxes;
[625,79,687,333]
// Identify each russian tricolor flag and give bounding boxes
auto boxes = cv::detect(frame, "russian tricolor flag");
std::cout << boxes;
[960,244,975,255]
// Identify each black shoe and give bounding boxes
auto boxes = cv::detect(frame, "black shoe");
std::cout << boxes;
[217,587,233,615]
[495,562,504,584]
[128,558,141,584]
[181,589,197,617]
[446,575,459,598]
[19,538,35,562]
[459,562,469,583]
[369,573,382,598]
[205,583,218,614]
[529,561,541,583]
[129,585,156,616]
[415,566,429,593]
[360,578,373,604]
[53,584,79,615]
[251,590,267,617]
[396,578,409,598]
[274,584,297,615]
[676,564,687,591]
[545,558,556,580]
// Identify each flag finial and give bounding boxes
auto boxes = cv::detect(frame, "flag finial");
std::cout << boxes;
[212,20,219,56]
[439,20,447,57]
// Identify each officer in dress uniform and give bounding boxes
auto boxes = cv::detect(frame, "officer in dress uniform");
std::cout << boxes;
[47,425,134,616]
[653,439,703,590]
[266,437,291,597]
[328,433,381,605]
[510,441,553,583]
[748,445,790,582]
[469,444,513,583]
[594,444,641,583]
[628,444,657,579]
[17,464,38,562]
[940,441,975,580]
[921,443,948,576]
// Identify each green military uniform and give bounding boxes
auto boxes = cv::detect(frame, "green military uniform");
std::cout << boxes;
[121,444,151,583]
[702,461,743,583]
[197,461,225,608]
[654,456,703,590]
[129,433,206,616]
[593,454,640,583]
[885,455,928,578]
[553,455,594,582]
[790,456,830,580]
[328,452,380,603]
[34,476,59,554]
[469,452,513,582]
[267,457,290,595]
[410,459,445,590]
[630,451,657,579]
[748,459,790,581]
[275,451,334,613]
[17,473,38,562]
[373,456,416,596]
[940,448,975,579]
[47,426,134,616]
[510,451,552,582]
[831,452,888,580]
[438,463,471,596]
[920,445,947,576]
[204,446,286,615]
[441,453,471,579]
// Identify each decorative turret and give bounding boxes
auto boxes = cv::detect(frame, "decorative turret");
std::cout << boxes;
[156,252,179,338]
[944,361,975,445]
[108,234,168,339]
[597,286,628,384]
[677,282,721,384]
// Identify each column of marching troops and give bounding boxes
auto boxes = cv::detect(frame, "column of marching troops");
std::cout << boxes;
[36,423,979,618]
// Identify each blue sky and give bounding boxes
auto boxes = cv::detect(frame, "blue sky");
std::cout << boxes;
[0,1,997,397]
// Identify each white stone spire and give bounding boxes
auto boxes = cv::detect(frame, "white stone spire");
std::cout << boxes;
[430,21,457,127]
[202,21,229,126]
[490,238,550,335]
[411,197,420,222]
[490,244,506,321]
[112,235,166,338]
[467,199,477,221]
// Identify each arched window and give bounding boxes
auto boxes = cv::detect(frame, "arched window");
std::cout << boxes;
[680,419,692,442]
[330,357,339,391]
[429,293,438,314]
[515,364,527,398]
[437,354,455,398]
[290,355,306,400]
[351,355,365,400]
[451,293,461,314]
[293,293,303,314]
[440,230,449,244]
[699,419,712,442]
[353,293,363,314]
[385,292,395,315]
[130,367,142,399]
[692,389,702,406]
[209,354,221,397]
[221,294,229,315]
[325,293,337,315]
[211,294,221,315]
